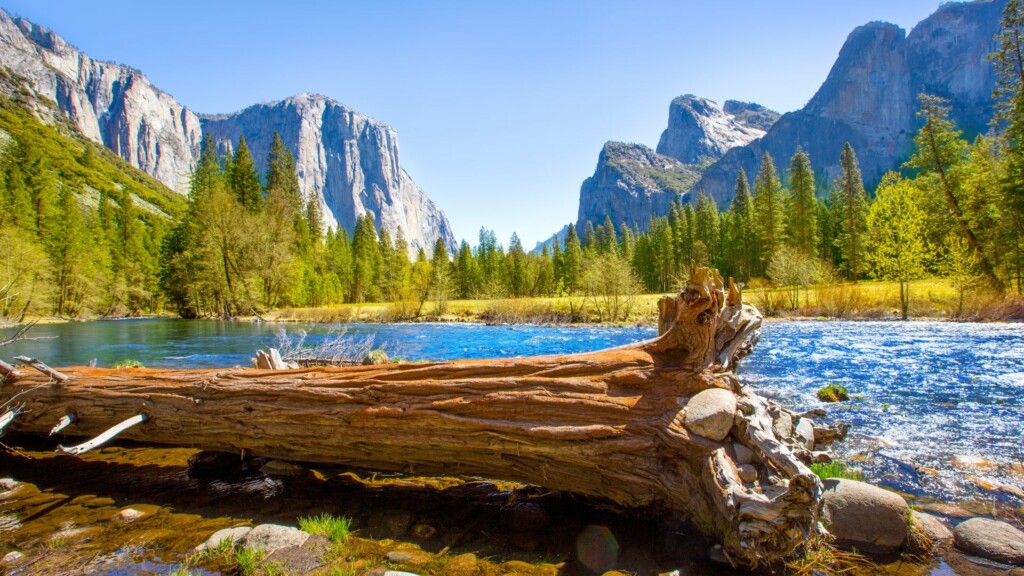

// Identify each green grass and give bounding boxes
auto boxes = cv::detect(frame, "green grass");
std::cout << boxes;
[235,546,264,576]
[816,384,849,402]
[810,461,865,481]
[113,359,145,368]
[298,513,352,542]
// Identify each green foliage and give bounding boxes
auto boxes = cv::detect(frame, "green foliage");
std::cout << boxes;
[230,135,263,212]
[831,143,869,281]
[810,461,864,481]
[867,174,930,319]
[113,359,145,368]
[0,97,182,320]
[816,384,849,402]
[786,148,818,256]
[235,546,264,576]
[298,513,352,542]
[753,151,786,276]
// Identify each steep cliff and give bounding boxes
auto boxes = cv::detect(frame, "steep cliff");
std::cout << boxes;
[576,142,700,230]
[656,95,775,164]
[0,9,202,193]
[577,96,776,231]
[201,94,456,254]
[0,9,456,254]
[691,0,1005,206]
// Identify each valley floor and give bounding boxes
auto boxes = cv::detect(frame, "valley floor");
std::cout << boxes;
[266,278,1024,326]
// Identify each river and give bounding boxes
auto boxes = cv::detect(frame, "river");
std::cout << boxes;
[1,318,1022,575]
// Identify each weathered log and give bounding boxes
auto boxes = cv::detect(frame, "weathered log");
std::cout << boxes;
[0,266,822,565]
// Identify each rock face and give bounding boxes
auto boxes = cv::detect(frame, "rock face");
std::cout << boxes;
[821,478,910,554]
[577,96,775,231]
[656,95,774,164]
[0,9,202,193]
[0,10,456,255]
[202,94,456,255]
[954,517,1024,565]
[576,141,700,231]
[691,0,1006,206]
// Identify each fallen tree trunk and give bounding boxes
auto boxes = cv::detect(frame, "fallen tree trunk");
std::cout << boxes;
[0,266,823,565]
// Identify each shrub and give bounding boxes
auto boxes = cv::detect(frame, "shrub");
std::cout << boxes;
[816,384,849,402]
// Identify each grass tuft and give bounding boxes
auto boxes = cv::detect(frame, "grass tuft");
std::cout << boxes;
[236,546,264,576]
[298,513,352,542]
[113,359,145,368]
[816,384,849,402]
[810,461,864,481]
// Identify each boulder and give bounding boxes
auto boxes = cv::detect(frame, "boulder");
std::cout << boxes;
[239,524,309,555]
[953,518,1024,565]
[196,526,252,552]
[683,389,737,442]
[912,512,952,545]
[822,479,909,554]
[737,464,758,484]
[795,419,815,450]
[732,442,756,465]
[771,411,793,439]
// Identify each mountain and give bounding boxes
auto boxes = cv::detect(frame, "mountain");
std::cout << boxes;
[0,9,201,193]
[576,141,703,231]
[690,0,1006,206]
[656,95,776,164]
[0,9,454,254]
[201,94,456,254]
[576,96,777,231]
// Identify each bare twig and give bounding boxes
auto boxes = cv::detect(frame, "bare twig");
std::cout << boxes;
[274,326,377,367]
[14,356,69,382]
[0,319,38,347]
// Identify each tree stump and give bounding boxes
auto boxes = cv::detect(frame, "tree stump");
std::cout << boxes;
[0,266,823,565]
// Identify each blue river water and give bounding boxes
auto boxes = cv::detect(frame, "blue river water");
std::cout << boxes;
[2,318,1022,503]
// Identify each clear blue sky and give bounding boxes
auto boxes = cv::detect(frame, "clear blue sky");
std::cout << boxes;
[5,0,945,248]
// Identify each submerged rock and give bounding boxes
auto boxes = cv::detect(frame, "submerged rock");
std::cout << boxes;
[261,460,307,476]
[115,508,145,522]
[239,524,309,555]
[953,518,1024,565]
[822,479,909,554]
[386,549,433,566]
[683,389,736,442]
[2,551,22,563]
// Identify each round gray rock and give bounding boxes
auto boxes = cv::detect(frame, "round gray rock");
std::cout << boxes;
[953,518,1024,565]
[795,418,815,450]
[683,388,737,442]
[822,479,909,554]
[196,526,252,552]
[2,551,23,563]
[912,512,952,545]
[239,524,309,555]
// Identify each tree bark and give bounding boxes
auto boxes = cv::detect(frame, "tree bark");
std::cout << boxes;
[0,266,823,566]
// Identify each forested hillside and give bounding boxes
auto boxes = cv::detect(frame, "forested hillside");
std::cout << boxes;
[0,94,184,319]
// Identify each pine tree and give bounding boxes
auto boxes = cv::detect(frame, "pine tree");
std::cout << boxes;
[230,135,263,212]
[694,191,720,265]
[48,187,92,316]
[728,168,756,280]
[265,132,301,211]
[906,95,1002,289]
[752,151,785,276]
[352,213,379,303]
[831,143,869,281]
[430,236,451,312]
[786,148,818,256]
[561,223,583,293]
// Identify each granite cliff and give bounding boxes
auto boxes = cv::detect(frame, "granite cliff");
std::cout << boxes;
[0,9,454,254]
[691,0,1005,206]
[201,94,456,254]
[577,96,776,231]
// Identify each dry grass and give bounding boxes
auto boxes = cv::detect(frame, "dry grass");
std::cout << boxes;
[264,279,1024,325]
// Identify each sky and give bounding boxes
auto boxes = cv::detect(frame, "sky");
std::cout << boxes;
[4,0,947,248]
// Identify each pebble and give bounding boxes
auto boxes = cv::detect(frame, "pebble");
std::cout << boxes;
[2,551,22,563]
[386,549,433,566]
[0,478,18,491]
[737,464,758,483]
[261,460,307,476]
[115,508,144,522]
